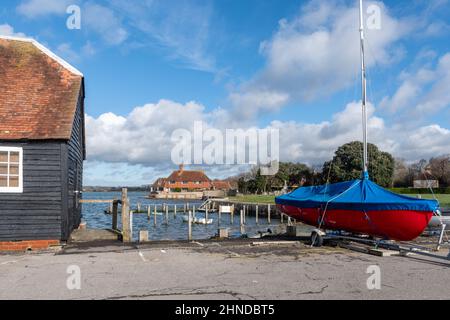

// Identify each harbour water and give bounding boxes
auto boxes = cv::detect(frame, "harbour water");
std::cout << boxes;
[82,192,280,241]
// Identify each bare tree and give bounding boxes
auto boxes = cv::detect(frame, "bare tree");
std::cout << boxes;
[429,155,450,187]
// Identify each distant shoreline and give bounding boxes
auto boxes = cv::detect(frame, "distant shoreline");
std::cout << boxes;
[83,187,149,192]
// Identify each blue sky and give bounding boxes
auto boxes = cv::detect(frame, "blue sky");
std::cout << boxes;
[1,0,450,186]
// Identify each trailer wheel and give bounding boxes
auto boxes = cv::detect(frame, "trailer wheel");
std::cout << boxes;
[311,231,324,247]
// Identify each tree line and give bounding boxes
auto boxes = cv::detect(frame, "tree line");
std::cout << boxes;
[234,141,450,194]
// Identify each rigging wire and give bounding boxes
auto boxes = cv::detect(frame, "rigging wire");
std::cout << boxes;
[311,180,363,247]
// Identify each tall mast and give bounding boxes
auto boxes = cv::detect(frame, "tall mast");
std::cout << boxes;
[359,0,369,178]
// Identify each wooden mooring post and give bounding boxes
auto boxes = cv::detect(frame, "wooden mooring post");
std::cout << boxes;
[230,205,234,225]
[165,205,169,225]
[153,204,157,226]
[267,204,271,224]
[188,210,193,241]
[255,205,259,225]
[121,188,131,242]
[240,209,245,235]
[112,200,119,231]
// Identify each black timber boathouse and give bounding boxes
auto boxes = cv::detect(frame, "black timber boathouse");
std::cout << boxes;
[0,36,85,250]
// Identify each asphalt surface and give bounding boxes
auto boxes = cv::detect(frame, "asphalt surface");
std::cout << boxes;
[0,239,449,300]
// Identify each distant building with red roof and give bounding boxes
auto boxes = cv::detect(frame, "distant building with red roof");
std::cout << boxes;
[151,165,234,193]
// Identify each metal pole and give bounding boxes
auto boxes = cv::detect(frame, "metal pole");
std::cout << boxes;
[359,0,369,176]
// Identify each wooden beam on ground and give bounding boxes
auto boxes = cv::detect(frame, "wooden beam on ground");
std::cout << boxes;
[79,199,116,204]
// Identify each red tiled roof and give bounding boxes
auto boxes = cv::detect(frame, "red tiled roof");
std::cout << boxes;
[0,37,83,140]
[153,178,168,187]
[211,180,232,190]
[167,169,210,183]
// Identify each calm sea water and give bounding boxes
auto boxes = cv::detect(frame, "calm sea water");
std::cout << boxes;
[82,192,280,241]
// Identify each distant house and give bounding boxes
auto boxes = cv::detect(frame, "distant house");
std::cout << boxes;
[211,180,233,191]
[0,36,85,250]
[151,165,234,193]
[164,165,211,191]
[151,178,169,193]
[413,180,439,189]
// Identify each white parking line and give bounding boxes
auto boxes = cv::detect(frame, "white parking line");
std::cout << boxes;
[0,257,26,266]
[138,251,148,262]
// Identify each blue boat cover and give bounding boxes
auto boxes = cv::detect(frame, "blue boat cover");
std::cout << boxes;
[275,179,440,212]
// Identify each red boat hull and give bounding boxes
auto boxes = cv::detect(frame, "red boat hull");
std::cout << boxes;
[277,204,433,241]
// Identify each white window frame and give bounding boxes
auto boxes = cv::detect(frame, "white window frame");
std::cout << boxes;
[0,147,23,193]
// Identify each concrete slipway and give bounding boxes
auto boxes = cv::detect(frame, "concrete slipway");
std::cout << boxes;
[0,239,449,300]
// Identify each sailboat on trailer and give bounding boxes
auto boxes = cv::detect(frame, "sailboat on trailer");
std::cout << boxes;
[275,0,440,242]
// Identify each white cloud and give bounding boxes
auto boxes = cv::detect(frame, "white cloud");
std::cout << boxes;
[229,90,290,119]
[227,0,410,119]
[17,0,73,18]
[397,125,450,160]
[86,100,207,167]
[0,24,27,37]
[85,98,450,185]
[381,52,450,116]
[271,102,449,167]
[56,42,80,63]
[422,21,450,37]
[109,0,216,72]
[82,2,128,45]
[271,101,389,166]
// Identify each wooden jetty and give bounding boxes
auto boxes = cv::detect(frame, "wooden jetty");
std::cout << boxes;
[80,190,289,244]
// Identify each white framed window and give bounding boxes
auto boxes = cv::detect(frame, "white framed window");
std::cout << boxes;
[0,147,23,193]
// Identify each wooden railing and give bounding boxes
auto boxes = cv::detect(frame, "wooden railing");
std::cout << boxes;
[79,191,128,241]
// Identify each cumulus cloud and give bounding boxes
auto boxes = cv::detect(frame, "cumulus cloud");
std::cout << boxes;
[17,0,74,18]
[0,24,27,37]
[271,101,389,166]
[17,0,127,46]
[228,0,410,119]
[398,125,450,160]
[85,98,450,185]
[86,100,207,167]
[82,2,128,45]
[381,52,450,116]
[17,0,73,17]
[271,102,449,167]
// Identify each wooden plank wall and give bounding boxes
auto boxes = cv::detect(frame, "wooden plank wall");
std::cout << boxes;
[0,141,63,241]
[65,90,85,238]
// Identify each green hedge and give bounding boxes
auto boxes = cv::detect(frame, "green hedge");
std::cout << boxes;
[389,187,450,194]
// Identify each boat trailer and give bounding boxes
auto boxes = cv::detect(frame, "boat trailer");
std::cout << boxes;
[309,218,450,260]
